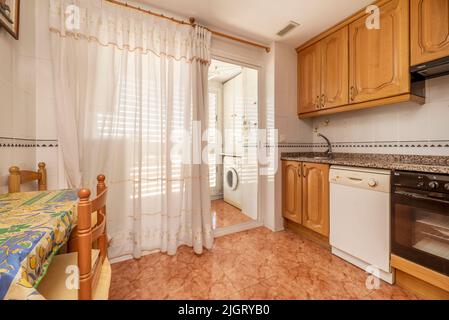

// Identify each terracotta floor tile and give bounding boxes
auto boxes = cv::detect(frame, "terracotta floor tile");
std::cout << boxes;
[212,200,253,229]
[109,227,419,300]
[167,269,238,300]
[367,284,420,300]
[229,277,309,300]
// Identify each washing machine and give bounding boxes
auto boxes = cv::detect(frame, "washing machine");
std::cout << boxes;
[223,156,242,209]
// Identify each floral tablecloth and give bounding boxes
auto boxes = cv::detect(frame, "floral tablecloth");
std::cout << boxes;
[0,190,78,300]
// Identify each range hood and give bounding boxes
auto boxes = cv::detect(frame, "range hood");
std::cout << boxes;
[411,56,449,80]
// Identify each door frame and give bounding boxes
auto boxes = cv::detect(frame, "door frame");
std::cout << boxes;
[208,82,224,199]
[210,54,264,237]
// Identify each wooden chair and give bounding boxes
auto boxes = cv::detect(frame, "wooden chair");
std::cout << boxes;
[8,163,47,193]
[38,175,111,300]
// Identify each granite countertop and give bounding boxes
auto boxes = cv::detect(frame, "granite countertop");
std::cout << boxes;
[281,152,449,174]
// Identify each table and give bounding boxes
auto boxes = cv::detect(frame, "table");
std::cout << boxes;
[0,190,78,300]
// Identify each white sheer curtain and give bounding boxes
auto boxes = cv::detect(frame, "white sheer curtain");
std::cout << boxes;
[49,0,214,258]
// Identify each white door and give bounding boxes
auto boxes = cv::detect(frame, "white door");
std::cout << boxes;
[208,87,222,198]
[241,68,259,220]
[223,78,235,155]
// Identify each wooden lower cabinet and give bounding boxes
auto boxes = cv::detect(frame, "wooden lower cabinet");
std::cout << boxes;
[282,161,302,224]
[282,161,330,238]
[302,163,330,237]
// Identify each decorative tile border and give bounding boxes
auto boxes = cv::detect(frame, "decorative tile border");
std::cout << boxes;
[0,137,58,148]
[276,140,449,149]
[2,137,447,150]
[277,143,315,149]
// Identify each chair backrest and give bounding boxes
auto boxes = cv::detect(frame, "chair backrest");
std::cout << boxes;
[8,163,47,193]
[68,175,108,300]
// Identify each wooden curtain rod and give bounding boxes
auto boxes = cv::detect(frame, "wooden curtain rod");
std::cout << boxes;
[105,0,271,53]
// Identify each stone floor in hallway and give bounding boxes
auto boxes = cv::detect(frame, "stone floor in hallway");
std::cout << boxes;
[211,199,253,229]
[109,227,420,300]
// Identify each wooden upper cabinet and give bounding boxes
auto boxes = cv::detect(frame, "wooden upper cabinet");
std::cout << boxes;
[411,0,449,66]
[282,161,302,224]
[320,27,349,109]
[298,43,321,114]
[301,163,329,237]
[349,0,410,103]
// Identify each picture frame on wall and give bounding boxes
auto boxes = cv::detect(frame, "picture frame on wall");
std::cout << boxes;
[0,0,20,40]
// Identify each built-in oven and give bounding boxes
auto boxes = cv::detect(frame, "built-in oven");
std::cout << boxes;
[391,171,449,277]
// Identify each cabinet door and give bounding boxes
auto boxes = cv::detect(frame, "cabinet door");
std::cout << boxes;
[411,0,449,66]
[302,163,329,237]
[321,27,349,109]
[349,0,409,103]
[298,43,321,114]
[282,161,302,224]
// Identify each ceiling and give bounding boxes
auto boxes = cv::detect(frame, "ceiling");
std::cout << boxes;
[137,0,373,47]
[209,59,242,83]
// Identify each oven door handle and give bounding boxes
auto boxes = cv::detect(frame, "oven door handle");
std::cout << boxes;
[395,190,449,205]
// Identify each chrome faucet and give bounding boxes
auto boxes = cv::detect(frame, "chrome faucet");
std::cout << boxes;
[317,133,333,159]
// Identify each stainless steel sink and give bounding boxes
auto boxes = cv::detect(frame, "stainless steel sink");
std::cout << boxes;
[313,156,333,160]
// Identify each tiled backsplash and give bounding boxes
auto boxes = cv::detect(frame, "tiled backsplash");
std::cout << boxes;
[0,137,60,194]
[311,75,449,156]
[0,137,58,148]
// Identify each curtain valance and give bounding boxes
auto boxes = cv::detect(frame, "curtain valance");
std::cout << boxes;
[49,0,211,64]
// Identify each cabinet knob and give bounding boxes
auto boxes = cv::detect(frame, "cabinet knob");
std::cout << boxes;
[303,166,309,177]
[315,96,320,109]
[350,87,356,102]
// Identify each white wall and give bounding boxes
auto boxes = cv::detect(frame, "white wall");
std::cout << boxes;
[274,42,313,144]
[0,0,37,193]
[312,76,449,156]
[34,0,65,190]
[271,42,314,232]
[0,0,66,193]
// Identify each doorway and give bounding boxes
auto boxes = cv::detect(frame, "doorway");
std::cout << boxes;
[208,58,260,233]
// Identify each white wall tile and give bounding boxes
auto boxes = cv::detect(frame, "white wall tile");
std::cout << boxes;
[371,107,398,142]
[11,148,36,171]
[426,100,449,141]
[0,34,13,83]
[13,88,35,139]
[427,75,449,103]
[12,54,36,94]
[0,148,13,188]
[36,58,54,99]
[0,0,40,194]
[396,102,430,142]
[36,96,58,140]
[0,79,13,137]
[14,0,36,58]
[35,0,52,60]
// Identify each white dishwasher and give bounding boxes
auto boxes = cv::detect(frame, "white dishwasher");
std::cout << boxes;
[330,166,394,284]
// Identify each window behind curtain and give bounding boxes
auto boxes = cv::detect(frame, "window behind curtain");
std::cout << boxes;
[95,55,190,197]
